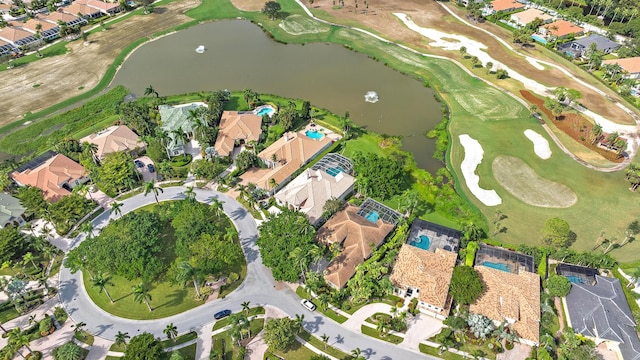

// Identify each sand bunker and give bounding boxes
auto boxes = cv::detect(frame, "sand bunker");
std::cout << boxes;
[524,129,552,159]
[458,134,502,206]
[493,156,577,208]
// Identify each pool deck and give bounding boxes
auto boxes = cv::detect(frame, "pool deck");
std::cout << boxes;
[303,124,341,142]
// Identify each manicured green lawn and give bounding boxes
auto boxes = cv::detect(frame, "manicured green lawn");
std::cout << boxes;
[211,318,264,359]
[295,286,348,324]
[212,307,265,330]
[266,341,320,360]
[419,343,465,360]
[360,324,403,344]
[298,331,350,360]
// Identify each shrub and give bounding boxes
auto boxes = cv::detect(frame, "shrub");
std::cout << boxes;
[227,272,239,283]
[39,316,53,336]
[465,241,478,267]
[546,275,571,297]
[538,252,547,279]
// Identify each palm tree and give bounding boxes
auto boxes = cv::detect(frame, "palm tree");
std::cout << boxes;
[73,183,93,200]
[591,123,603,144]
[175,261,201,298]
[110,201,123,216]
[132,283,153,312]
[321,333,329,349]
[143,181,163,204]
[317,293,330,310]
[73,322,87,339]
[164,323,178,342]
[241,301,251,314]
[289,247,308,282]
[209,198,224,219]
[144,85,159,98]
[184,186,196,201]
[114,331,130,348]
[13,332,33,359]
[22,252,38,271]
[80,222,94,240]
[91,273,115,303]
[351,347,364,360]
[55,342,83,360]
[294,313,305,333]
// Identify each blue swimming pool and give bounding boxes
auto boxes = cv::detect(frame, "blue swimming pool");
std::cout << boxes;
[305,130,324,140]
[256,107,275,117]
[326,167,343,177]
[365,211,379,223]
[531,34,548,44]
[566,275,585,284]
[483,261,511,273]
[409,235,431,251]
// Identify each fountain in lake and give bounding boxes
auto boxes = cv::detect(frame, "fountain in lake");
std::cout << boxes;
[364,91,379,103]
[195,45,205,54]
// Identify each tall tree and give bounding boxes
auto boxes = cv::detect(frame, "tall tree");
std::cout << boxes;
[542,217,575,248]
[262,1,281,20]
[91,273,115,303]
[164,323,178,342]
[263,317,298,351]
[144,85,158,98]
[115,331,130,348]
[175,261,201,298]
[143,181,163,204]
[449,265,485,305]
[123,333,164,360]
[132,283,153,312]
[111,201,123,217]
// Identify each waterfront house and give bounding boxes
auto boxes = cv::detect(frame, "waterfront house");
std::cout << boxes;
[214,111,263,157]
[240,130,333,192]
[274,153,355,225]
[0,26,39,47]
[39,11,87,28]
[159,103,206,157]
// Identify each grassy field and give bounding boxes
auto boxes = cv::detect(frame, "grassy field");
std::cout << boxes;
[266,341,321,360]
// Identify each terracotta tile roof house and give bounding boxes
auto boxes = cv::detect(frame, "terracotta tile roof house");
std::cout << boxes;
[390,245,457,319]
[80,125,145,159]
[19,18,59,41]
[11,152,89,203]
[316,203,396,288]
[0,3,16,14]
[62,2,102,18]
[564,275,640,360]
[241,131,333,191]
[603,57,640,79]
[470,265,540,345]
[214,111,263,157]
[0,26,38,46]
[40,11,87,27]
[541,20,584,39]
[509,8,552,27]
[490,0,525,13]
[0,193,26,228]
[274,165,355,225]
[80,0,121,15]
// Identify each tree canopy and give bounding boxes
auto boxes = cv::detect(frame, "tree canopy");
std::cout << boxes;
[66,211,165,281]
[262,1,281,20]
[92,151,138,196]
[546,275,571,297]
[263,317,298,351]
[352,151,406,200]
[449,265,485,305]
[257,208,316,282]
[542,217,575,248]
[123,332,164,360]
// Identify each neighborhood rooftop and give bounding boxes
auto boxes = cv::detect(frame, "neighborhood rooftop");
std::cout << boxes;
[80,125,144,159]
[390,245,457,317]
[214,111,263,157]
[565,275,640,360]
[317,201,397,288]
[543,20,584,38]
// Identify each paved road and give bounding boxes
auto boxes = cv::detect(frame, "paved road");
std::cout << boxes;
[58,187,435,359]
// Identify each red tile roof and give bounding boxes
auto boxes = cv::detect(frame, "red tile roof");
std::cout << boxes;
[491,0,525,12]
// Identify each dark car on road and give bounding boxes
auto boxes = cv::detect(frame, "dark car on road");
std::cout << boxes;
[134,160,144,168]
[214,309,232,320]
[147,163,155,173]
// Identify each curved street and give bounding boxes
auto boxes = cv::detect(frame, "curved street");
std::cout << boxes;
[58,186,435,359]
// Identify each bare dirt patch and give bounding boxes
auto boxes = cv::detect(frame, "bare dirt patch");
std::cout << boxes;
[492,155,577,208]
[305,0,636,124]
[229,0,263,11]
[0,0,198,126]
[521,90,624,163]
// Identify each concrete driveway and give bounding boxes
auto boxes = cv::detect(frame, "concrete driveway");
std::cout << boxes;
[134,156,157,182]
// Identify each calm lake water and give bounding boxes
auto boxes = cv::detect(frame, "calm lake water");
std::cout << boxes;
[112,20,442,173]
